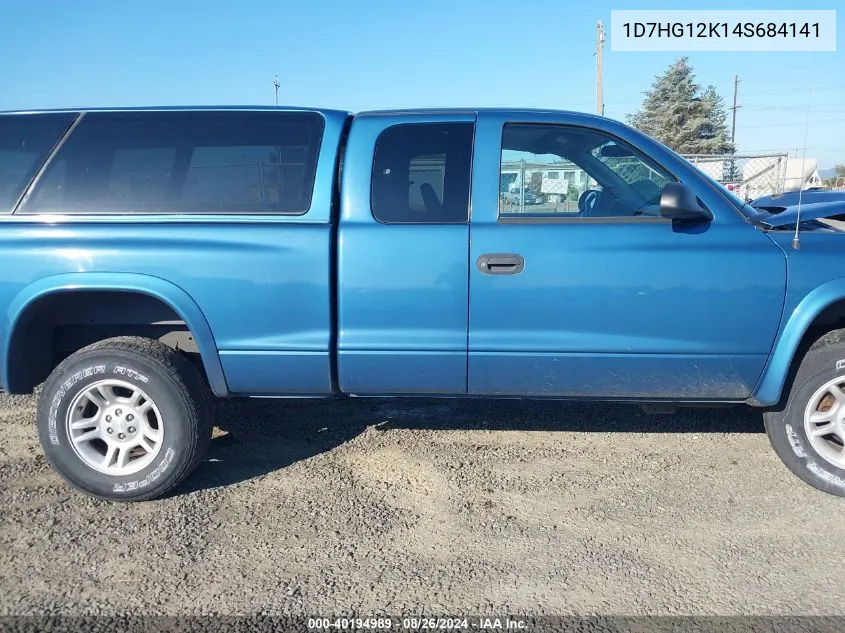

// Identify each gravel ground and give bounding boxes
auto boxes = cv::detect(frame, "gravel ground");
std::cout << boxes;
[2,390,845,617]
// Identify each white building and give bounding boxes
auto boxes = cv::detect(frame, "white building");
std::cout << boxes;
[500,161,591,202]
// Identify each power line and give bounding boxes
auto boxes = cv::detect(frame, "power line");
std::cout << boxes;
[742,117,845,129]
[740,146,843,152]
[740,84,845,96]
[740,105,844,112]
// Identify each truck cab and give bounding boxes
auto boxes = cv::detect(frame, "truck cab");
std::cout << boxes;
[336,109,784,400]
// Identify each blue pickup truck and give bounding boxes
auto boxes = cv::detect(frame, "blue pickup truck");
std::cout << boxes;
[2,106,845,501]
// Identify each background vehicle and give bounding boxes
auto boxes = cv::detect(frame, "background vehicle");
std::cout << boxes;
[2,106,845,501]
[751,188,845,212]
[502,187,540,205]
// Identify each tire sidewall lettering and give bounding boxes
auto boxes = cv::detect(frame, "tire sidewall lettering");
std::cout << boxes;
[784,423,807,458]
[111,365,149,384]
[786,425,845,489]
[807,461,845,488]
[113,446,175,493]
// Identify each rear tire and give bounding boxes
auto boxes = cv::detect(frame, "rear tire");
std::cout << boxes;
[36,336,213,501]
[764,329,845,497]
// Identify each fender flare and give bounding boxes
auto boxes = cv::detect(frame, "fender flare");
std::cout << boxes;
[3,272,230,397]
[754,278,845,406]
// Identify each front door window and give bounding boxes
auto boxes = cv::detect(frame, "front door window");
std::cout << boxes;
[499,123,676,219]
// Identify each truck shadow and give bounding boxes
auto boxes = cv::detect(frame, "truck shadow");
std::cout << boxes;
[177,397,766,496]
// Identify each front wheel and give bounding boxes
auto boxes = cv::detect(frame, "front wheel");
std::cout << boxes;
[36,336,213,501]
[764,329,845,497]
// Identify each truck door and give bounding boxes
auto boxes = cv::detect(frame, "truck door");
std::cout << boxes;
[467,112,785,399]
[337,113,475,394]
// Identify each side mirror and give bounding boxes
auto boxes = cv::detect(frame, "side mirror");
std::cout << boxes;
[659,182,713,223]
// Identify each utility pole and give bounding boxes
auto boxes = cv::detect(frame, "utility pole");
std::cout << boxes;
[273,75,280,106]
[730,75,741,144]
[725,75,742,186]
[595,20,605,116]
[519,158,526,214]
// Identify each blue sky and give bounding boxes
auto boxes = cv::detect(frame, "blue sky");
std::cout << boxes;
[0,0,841,168]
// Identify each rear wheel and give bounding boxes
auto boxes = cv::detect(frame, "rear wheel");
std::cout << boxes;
[36,336,213,501]
[764,329,845,497]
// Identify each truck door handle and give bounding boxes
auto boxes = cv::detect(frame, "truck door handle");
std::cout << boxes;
[477,254,524,275]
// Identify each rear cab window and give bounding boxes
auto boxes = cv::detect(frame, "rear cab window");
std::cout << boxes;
[371,122,473,224]
[18,110,325,215]
[0,113,76,213]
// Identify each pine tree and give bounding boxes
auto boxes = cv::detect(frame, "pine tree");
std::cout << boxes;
[699,86,735,154]
[628,57,734,155]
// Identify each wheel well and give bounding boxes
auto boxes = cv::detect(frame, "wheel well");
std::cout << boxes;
[798,300,845,355]
[767,299,845,409]
[7,291,204,394]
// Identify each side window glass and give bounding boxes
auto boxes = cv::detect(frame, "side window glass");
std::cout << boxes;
[0,113,75,213]
[499,123,676,219]
[372,123,473,224]
[109,148,177,206]
[590,140,671,205]
[21,111,324,215]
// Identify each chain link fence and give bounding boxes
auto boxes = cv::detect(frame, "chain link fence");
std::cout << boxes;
[681,153,791,200]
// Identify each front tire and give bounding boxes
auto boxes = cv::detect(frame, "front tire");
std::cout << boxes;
[36,336,213,501]
[764,329,845,497]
